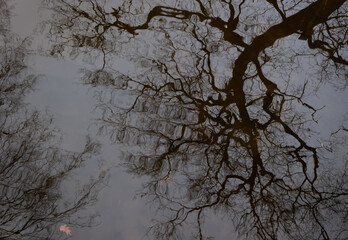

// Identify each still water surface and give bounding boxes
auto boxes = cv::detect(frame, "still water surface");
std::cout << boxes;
[1,0,348,239]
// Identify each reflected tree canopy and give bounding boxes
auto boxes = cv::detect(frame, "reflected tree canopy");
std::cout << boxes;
[0,1,104,239]
[44,0,347,239]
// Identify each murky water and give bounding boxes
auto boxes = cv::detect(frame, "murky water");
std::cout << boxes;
[1,0,348,239]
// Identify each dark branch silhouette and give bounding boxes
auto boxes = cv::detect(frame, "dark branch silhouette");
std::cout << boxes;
[44,0,348,239]
[0,2,105,239]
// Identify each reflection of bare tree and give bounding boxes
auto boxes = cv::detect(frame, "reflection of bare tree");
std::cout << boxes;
[45,0,347,239]
[0,2,104,239]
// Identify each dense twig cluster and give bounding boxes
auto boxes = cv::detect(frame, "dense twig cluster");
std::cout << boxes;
[44,0,347,239]
[0,1,104,239]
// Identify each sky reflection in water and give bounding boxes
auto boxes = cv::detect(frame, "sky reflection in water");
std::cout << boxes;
[2,0,348,239]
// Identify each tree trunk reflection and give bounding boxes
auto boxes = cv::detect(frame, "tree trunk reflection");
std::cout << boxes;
[44,0,347,239]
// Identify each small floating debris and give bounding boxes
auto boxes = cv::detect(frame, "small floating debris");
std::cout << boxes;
[60,224,71,236]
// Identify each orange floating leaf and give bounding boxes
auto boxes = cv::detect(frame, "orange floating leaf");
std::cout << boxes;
[60,224,71,235]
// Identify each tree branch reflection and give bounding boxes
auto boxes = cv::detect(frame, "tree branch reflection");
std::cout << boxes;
[45,0,347,239]
[0,2,104,239]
